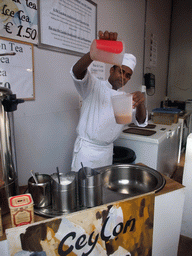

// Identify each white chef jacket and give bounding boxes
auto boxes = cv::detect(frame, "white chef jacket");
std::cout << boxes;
[70,68,148,172]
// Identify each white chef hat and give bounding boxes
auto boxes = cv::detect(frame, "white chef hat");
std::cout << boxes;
[122,53,137,72]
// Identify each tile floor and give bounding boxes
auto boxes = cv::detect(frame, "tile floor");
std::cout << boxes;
[171,152,192,256]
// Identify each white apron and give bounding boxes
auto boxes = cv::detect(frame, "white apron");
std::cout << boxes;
[71,136,113,172]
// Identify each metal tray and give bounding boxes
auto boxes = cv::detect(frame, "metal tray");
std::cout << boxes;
[123,128,156,136]
[34,205,86,218]
[34,164,166,218]
[128,123,156,129]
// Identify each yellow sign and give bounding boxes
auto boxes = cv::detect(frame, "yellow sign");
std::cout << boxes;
[6,193,155,255]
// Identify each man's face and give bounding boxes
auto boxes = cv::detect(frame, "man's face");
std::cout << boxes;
[108,65,133,90]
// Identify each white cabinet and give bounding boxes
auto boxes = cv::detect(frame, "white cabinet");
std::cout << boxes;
[158,125,181,176]
[114,122,181,177]
[178,112,192,163]
[153,186,185,256]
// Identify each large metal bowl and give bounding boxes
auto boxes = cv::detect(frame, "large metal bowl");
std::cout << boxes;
[96,164,166,196]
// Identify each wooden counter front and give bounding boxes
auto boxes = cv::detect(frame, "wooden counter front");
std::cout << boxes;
[156,174,184,196]
[0,175,184,242]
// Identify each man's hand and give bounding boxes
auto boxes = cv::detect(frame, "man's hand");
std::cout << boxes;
[73,30,118,80]
[131,91,146,124]
[132,91,145,109]
[98,31,118,41]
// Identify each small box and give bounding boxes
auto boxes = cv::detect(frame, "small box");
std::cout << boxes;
[9,194,34,227]
[151,108,180,125]
[0,208,3,237]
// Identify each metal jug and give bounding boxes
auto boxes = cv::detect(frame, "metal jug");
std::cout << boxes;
[78,167,103,208]
[51,172,77,212]
[0,87,24,215]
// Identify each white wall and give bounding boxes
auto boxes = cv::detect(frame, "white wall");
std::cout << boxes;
[144,0,172,113]
[168,0,192,101]
[14,49,80,185]
[13,0,172,185]
[96,0,146,90]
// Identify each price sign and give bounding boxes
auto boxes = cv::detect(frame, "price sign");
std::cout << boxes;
[0,0,38,44]
[0,37,35,100]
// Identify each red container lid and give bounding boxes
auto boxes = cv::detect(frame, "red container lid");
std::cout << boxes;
[96,40,123,54]
[9,194,33,208]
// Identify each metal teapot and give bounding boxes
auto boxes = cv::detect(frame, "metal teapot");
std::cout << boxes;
[0,86,24,215]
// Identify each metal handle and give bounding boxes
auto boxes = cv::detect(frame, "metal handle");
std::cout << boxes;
[167,131,172,138]
[0,87,12,96]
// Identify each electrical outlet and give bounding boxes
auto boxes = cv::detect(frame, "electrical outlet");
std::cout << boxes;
[141,85,146,93]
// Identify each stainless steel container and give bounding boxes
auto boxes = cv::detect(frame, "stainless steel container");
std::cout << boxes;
[51,172,77,212]
[28,174,52,208]
[0,87,24,215]
[98,164,166,195]
[78,167,102,208]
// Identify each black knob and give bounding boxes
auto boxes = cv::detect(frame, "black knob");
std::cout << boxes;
[2,94,25,112]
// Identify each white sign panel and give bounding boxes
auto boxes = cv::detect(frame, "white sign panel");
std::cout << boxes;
[39,0,97,56]
[0,37,34,100]
[0,0,38,44]
[88,61,105,80]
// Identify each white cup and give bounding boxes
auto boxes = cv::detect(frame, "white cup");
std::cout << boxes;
[111,93,132,124]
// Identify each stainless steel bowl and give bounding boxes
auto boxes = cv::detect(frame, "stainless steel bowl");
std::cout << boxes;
[97,164,166,196]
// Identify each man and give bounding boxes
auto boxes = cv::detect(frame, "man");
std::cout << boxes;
[70,31,148,172]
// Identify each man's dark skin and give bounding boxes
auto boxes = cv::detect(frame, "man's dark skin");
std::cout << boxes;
[73,30,147,124]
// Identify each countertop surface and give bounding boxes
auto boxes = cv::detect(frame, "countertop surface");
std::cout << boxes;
[0,169,184,242]
[118,121,181,144]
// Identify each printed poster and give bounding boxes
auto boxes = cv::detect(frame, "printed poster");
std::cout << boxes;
[39,0,97,55]
[6,193,155,256]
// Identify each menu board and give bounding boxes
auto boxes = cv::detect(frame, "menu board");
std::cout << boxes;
[0,0,38,45]
[38,0,97,56]
[0,37,34,100]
